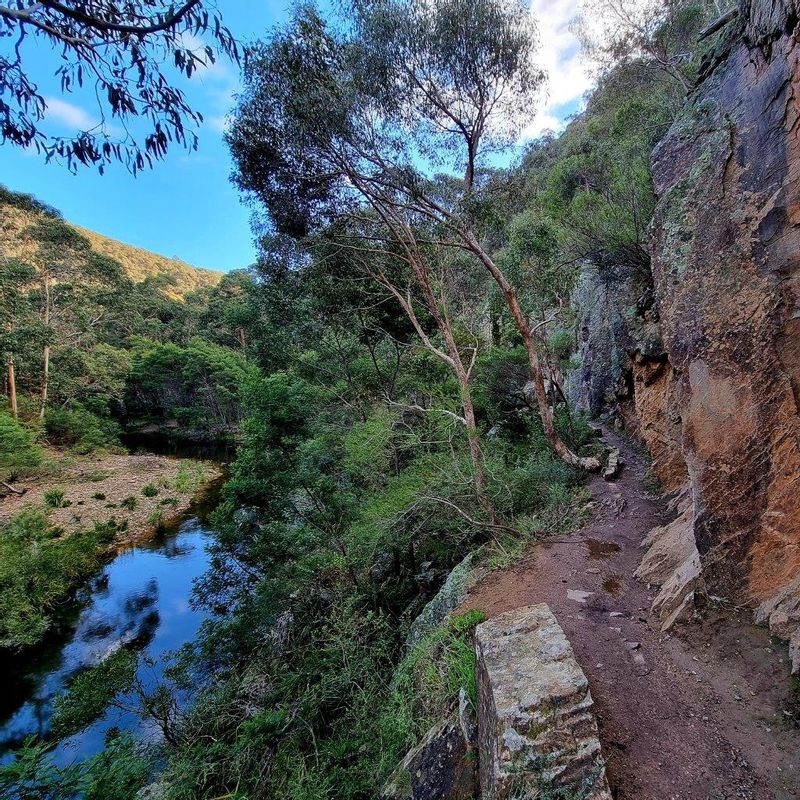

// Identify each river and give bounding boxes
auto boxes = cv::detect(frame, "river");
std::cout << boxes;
[0,472,223,766]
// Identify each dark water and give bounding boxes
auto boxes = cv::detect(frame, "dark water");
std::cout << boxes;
[121,431,237,463]
[0,483,222,766]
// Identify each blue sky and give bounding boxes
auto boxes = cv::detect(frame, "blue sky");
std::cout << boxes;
[0,0,591,273]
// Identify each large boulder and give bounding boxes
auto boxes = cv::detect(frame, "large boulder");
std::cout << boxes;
[475,604,612,800]
[407,552,487,649]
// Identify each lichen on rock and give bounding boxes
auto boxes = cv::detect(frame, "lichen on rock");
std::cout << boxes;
[475,604,612,800]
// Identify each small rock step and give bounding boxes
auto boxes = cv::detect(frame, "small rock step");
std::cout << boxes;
[603,448,623,480]
[381,714,477,800]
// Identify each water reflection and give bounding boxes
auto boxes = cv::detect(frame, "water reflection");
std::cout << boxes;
[0,518,214,765]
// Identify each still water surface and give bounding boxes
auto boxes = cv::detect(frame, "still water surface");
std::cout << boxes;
[0,496,218,765]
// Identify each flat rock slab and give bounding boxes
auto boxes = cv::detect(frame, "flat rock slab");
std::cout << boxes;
[475,603,612,800]
[567,589,594,604]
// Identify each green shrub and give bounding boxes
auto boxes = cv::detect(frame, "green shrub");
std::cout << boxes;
[0,732,155,800]
[44,405,120,454]
[0,510,108,649]
[141,483,158,498]
[342,410,395,486]
[52,650,138,739]
[387,609,486,734]
[173,461,208,494]
[0,413,42,482]
[87,470,111,482]
[120,496,138,511]
[0,184,62,217]
[43,488,70,508]
[91,492,106,500]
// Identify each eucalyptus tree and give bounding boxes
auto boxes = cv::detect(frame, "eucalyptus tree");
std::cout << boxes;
[0,257,35,417]
[0,1,238,172]
[229,0,598,487]
[575,0,717,92]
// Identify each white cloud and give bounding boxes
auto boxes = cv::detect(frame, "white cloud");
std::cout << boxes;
[208,115,228,133]
[43,97,99,131]
[518,112,565,141]
[521,0,594,141]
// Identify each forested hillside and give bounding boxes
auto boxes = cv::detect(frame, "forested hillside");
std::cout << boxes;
[2,0,799,798]
[0,188,221,300]
[0,185,256,450]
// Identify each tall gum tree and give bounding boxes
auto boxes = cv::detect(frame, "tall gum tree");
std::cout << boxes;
[228,0,599,472]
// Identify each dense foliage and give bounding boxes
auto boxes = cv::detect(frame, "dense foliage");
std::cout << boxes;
[0,509,119,649]
[0,189,258,656]
[0,187,256,448]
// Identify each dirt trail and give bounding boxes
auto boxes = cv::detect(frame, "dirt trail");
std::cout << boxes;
[459,427,800,800]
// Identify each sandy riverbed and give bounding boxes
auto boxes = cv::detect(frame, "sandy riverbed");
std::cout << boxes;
[0,450,221,544]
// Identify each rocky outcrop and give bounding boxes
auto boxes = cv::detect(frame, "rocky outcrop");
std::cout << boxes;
[565,261,688,493]
[754,575,800,674]
[475,604,612,800]
[641,0,800,656]
[565,262,663,425]
[381,714,478,800]
[635,494,703,630]
[407,552,487,649]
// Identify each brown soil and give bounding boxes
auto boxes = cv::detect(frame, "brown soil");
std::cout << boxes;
[458,427,800,800]
[0,450,220,545]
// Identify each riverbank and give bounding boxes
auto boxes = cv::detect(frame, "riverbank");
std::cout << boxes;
[0,505,221,764]
[0,447,222,653]
[0,449,221,546]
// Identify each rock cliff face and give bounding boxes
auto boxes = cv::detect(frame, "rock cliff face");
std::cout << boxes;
[565,265,688,492]
[646,0,800,652]
[572,0,800,666]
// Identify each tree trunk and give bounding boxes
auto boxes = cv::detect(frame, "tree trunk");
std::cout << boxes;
[382,260,498,519]
[464,233,600,471]
[433,292,496,520]
[40,347,50,421]
[7,353,17,418]
[459,375,491,514]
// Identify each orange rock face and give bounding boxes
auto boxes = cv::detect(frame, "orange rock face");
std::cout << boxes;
[632,359,686,493]
[647,3,800,647]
